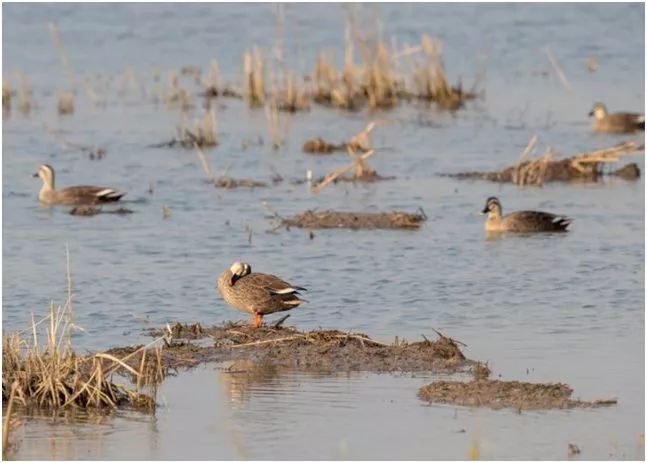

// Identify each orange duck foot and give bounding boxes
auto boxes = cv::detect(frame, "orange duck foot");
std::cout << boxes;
[252,313,263,329]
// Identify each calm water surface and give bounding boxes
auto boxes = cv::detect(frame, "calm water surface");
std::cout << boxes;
[2,3,645,460]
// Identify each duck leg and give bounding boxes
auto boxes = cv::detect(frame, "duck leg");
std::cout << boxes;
[252,313,263,329]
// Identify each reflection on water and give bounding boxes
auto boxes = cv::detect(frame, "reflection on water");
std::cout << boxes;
[2,1,644,460]
[8,364,646,460]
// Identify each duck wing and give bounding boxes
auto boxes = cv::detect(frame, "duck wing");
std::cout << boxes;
[60,186,126,203]
[506,210,571,232]
[235,273,307,314]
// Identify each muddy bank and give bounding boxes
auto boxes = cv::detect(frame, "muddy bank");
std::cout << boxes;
[418,379,618,410]
[281,209,427,230]
[126,322,474,374]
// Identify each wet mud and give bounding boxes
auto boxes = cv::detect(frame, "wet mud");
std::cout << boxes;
[281,209,427,230]
[418,379,618,410]
[129,322,473,374]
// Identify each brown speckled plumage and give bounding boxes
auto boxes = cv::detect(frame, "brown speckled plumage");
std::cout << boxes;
[34,164,125,206]
[589,103,644,133]
[482,197,571,233]
[217,262,307,327]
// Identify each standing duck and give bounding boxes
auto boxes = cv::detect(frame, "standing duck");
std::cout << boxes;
[34,164,126,205]
[217,261,307,328]
[481,197,571,233]
[588,103,644,133]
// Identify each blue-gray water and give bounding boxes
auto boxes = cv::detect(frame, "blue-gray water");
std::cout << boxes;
[2,3,645,460]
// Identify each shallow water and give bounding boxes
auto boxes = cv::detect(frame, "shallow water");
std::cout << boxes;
[2,2,645,460]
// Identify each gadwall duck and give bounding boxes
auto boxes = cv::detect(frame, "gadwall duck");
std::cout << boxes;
[481,197,571,233]
[588,103,644,133]
[34,164,125,205]
[217,261,307,328]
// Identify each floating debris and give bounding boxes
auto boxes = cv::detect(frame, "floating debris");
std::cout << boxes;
[446,139,643,186]
[214,177,268,189]
[303,122,374,155]
[417,379,618,410]
[568,443,581,456]
[282,209,427,230]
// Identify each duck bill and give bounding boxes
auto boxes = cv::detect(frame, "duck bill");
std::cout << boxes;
[32,172,39,178]
[587,110,594,117]
[481,207,489,214]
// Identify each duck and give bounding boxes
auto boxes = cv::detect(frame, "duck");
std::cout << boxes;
[217,261,307,328]
[588,103,644,133]
[33,164,126,205]
[481,197,571,233]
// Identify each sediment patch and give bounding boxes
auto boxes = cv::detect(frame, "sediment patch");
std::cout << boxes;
[417,379,618,410]
[281,209,427,230]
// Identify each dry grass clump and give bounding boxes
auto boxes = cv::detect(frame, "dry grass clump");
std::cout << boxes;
[2,306,163,413]
[164,71,194,110]
[57,91,75,115]
[244,47,265,107]
[275,70,310,112]
[170,107,218,148]
[202,60,242,98]
[411,35,474,110]
[312,32,473,111]
[265,87,292,150]
[2,250,164,417]
[361,42,402,109]
[313,52,363,110]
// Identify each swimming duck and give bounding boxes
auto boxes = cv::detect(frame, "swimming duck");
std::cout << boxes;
[33,164,125,206]
[481,197,571,232]
[588,103,644,133]
[217,261,307,328]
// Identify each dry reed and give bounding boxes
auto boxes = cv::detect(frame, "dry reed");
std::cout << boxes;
[17,73,32,114]
[2,78,11,112]
[57,91,75,115]
[2,249,164,413]
[244,47,265,107]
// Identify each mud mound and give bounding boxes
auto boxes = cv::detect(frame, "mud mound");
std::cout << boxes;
[69,206,134,216]
[282,209,427,230]
[302,138,344,154]
[417,379,618,410]
[213,177,267,189]
[138,322,471,374]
